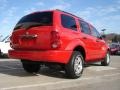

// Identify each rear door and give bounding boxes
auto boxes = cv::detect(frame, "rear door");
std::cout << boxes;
[79,20,97,60]
[11,12,54,50]
[90,25,106,59]
[59,13,80,50]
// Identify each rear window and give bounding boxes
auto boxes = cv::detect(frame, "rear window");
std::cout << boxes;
[17,12,53,26]
[61,14,77,31]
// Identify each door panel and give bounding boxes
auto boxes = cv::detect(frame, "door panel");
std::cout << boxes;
[90,24,106,59]
[79,20,98,61]
[80,33,98,60]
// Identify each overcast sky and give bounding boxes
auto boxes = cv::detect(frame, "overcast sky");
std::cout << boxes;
[0,0,120,37]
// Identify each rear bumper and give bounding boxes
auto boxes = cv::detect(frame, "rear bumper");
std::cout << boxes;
[8,50,72,64]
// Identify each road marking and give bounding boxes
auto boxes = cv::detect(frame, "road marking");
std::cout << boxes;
[1,73,120,90]
[0,65,22,70]
[86,66,116,71]
[0,59,19,62]
[0,68,23,71]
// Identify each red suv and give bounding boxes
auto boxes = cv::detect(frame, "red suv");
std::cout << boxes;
[9,10,110,78]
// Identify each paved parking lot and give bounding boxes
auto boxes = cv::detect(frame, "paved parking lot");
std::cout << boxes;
[0,56,120,90]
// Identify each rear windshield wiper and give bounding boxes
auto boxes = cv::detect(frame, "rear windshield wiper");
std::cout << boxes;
[14,22,45,30]
[22,22,45,30]
[14,24,23,30]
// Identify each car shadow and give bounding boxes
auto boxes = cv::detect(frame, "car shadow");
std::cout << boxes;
[110,54,120,56]
[0,60,68,79]
[84,62,101,67]
[0,60,105,79]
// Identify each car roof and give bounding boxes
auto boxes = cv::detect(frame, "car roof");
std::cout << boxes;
[29,9,84,21]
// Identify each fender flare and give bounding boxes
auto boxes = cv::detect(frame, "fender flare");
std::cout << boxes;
[65,39,86,52]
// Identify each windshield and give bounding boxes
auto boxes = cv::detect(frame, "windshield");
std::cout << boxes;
[110,44,119,48]
[14,12,53,30]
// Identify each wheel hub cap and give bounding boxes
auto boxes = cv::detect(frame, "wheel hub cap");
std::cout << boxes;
[74,55,83,75]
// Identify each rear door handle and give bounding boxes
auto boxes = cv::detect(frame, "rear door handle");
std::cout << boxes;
[96,39,100,42]
[83,37,87,39]
[20,34,38,39]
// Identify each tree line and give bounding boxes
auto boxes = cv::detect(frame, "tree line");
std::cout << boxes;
[111,34,120,42]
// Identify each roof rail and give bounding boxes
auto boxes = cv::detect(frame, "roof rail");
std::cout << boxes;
[56,9,83,20]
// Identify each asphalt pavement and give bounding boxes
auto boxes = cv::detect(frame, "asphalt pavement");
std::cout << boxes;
[0,55,120,90]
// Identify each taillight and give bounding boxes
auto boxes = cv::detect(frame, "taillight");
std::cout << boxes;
[51,31,61,49]
[10,42,13,48]
[10,36,13,48]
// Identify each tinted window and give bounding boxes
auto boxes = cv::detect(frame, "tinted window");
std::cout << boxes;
[61,14,77,30]
[17,12,53,25]
[79,20,91,35]
[91,26,101,38]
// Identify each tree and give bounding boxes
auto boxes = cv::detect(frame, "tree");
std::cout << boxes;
[112,35,120,42]
[118,35,120,42]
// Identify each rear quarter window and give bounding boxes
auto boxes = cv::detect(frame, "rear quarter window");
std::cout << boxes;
[61,14,77,31]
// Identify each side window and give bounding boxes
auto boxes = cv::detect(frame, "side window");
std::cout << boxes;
[91,26,101,38]
[79,20,91,35]
[61,14,77,30]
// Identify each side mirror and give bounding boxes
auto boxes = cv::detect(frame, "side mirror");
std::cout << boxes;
[98,35,106,40]
[101,35,106,38]
[98,36,103,39]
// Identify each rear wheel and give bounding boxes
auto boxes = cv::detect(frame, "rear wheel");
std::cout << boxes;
[21,60,40,73]
[101,52,110,66]
[65,51,84,79]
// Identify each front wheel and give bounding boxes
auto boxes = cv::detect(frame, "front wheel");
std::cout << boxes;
[21,60,40,73]
[65,51,84,79]
[101,52,110,66]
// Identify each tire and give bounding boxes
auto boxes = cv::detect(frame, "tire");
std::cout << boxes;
[101,52,110,66]
[65,51,84,79]
[0,50,2,57]
[21,60,40,73]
